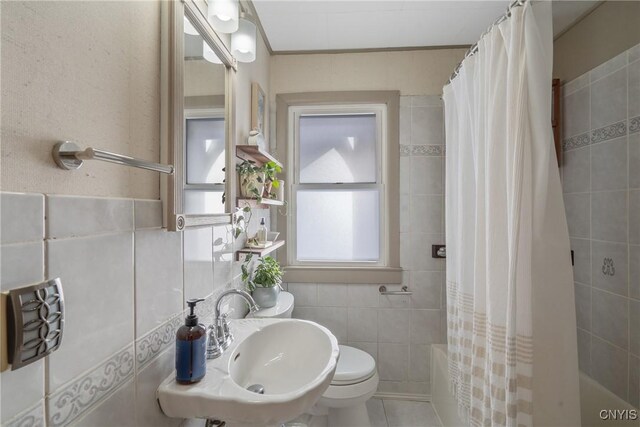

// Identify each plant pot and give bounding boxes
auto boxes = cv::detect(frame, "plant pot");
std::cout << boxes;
[240,172,265,198]
[252,285,280,308]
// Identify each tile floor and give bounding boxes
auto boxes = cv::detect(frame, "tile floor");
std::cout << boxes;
[287,399,442,427]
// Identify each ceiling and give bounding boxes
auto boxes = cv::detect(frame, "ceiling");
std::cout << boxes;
[251,0,601,53]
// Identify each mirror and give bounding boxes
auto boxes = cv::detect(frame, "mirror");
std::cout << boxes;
[162,1,237,231]
[183,17,226,215]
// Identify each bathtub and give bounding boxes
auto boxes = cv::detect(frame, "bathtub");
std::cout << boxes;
[430,344,639,427]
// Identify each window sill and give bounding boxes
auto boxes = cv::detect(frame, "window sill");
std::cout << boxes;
[283,266,402,284]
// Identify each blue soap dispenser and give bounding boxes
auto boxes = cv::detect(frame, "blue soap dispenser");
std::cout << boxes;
[175,298,207,384]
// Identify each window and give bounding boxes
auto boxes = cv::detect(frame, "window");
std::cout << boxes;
[183,110,226,215]
[290,105,387,265]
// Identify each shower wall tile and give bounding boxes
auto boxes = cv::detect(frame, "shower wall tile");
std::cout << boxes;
[590,67,627,131]
[72,379,136,427]
[411,106,443,145]
[630,134,640,189]
[378,343,409,381]
[347,308,378,342]
[347,283,379,308]
[590,50,627,82]
[47,233,135,391]
[183,227,214,301]
[317,283,348,307]
[591,336,629,401]
[134,229,183,337]
[287,282,318,306]
[134,199,163,229]
[631,245,640,300]
[574,283,591,331]
[562,147,590,193]
[563,86,590,138]
[411,195,442,234]
[591,240,628,296]
[630,190,640,244]
[562,45,640,403]
[47,195,133,239]
[409,344,431,382]
[592,289,628,349]
[590,137,627,191]
[570,238,591,285]
[630,300,640,357]
[378,309,411,344]
[629,58,640,119]
[577,328,591,374]
[134,348,181,427]
[410,157,443,195]
[564,193,590,238]
[0,192,44,244]
[591,191,627,243]
[630,356,640,408]
[410,271,442,309]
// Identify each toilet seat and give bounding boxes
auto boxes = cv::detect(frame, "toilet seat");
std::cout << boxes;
[331,345,376,385]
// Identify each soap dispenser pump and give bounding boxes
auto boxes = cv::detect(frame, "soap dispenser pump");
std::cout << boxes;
[175,298,207,384]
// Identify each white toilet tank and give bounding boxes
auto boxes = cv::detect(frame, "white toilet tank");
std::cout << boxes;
[246,291,294,319]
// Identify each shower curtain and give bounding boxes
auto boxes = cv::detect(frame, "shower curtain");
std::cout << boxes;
[442,2,580,426]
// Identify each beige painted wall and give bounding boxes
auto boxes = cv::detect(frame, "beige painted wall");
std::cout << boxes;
[553,1,640,83]
[270,48,466,98]
[1,1,270,199]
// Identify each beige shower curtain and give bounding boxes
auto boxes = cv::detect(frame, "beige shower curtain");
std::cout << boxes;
[442,2,581,426]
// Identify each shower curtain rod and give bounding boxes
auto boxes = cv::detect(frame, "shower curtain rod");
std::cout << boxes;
[445,0,527,86]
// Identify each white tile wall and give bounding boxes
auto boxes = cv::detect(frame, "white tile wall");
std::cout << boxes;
[0,193,244,426]
[288,95,446,398]
[562,42,640,408]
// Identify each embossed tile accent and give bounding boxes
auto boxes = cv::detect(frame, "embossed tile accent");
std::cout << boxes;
[591,121,627,144]
[562,133,590,151]
[47,345,135,427]
[400,145,444,157]
[135,314,183,369]
[630,116,640,134]
[5,401,45,427]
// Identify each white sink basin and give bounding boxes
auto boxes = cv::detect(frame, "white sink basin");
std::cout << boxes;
[157,318,339,426]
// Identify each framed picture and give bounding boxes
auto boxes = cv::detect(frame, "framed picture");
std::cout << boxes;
[251,82,266,135]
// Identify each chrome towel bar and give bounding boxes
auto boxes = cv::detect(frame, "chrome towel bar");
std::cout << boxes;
[379,285,413,296]
[52,141,174,175]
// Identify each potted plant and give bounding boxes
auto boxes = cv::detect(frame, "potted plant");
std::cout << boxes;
[236,160,265,201]
[242,255,283,308]
[262,161,282,199]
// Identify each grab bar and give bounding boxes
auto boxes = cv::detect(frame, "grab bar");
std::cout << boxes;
[52,141,174,175]
[379,285,413,296]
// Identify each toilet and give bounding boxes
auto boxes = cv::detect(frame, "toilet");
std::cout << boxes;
[248,292,379,427]
[316,345,379,427]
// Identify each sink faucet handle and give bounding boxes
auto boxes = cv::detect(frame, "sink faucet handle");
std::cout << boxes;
[206,324,223,359]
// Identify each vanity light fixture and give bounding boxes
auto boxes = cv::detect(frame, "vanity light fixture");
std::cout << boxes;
[208,0,239,34]
[203,41,223,64]
[231,12,257,63]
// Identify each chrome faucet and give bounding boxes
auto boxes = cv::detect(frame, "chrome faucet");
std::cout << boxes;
[206,289,259,359]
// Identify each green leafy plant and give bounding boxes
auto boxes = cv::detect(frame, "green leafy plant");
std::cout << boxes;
[263,161,282,188]
[232,205,252,239]
[236,160,264,202]
[242,255,283,292]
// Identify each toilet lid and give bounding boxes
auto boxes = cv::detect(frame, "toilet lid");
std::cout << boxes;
[249,292,294,318]
[332,345,376,385]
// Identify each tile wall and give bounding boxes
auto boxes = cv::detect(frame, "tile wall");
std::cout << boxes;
[0,193,262,426]
[286,95,446,398]
[562,43,640,408]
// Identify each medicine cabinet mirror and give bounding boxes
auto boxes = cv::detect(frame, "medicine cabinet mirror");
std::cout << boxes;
[162,0,237,231]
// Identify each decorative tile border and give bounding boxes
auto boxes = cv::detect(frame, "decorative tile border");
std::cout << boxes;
[135,314,183,369]
[5,401,45,427]
[48,346,134,427]
[591,121,627,144]
[630,116,640,134]
[400,145,444,156]
[562,133,590,151]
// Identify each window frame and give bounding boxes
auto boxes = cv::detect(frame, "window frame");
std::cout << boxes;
[288,104,388,267]
[274,91,401,284]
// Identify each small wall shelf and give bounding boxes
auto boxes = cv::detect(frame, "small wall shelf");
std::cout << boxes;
[237,198,285,209]
[236,145,282,168]
[236,240,285,261]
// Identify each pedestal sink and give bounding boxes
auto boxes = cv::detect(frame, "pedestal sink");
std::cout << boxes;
[157,319,339,426]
